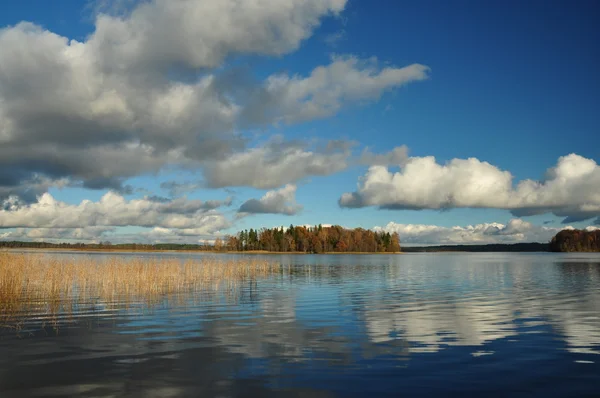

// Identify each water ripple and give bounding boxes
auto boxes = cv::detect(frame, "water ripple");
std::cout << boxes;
[1,252,600,397]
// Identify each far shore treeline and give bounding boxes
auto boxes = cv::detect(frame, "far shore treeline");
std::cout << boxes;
[1,228,599,253]
[549,229,600,252]
[0,225,401,254]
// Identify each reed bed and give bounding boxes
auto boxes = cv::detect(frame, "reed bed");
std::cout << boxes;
[0,252,281,330]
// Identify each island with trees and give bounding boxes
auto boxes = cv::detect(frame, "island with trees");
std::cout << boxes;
[221,225,401,253]
[549,229,600,252]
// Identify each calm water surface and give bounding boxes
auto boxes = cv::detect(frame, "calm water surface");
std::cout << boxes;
[1,252,600,397]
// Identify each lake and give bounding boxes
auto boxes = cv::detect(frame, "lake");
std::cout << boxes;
[1,252,599,397]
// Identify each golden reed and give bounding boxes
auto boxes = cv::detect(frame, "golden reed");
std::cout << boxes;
[0,252,281,330]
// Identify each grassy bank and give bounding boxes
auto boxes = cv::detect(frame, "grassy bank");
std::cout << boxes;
[0,253,280,330]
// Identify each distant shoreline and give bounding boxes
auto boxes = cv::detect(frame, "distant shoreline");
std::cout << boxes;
[0,241,569,254]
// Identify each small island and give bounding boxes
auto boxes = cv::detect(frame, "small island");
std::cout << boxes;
[549,229,600,252]
[222,225,401,253]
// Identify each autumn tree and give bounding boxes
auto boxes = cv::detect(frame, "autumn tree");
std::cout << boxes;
[550,229,600,252]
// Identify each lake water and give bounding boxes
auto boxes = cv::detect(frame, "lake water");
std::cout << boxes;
[1,252,600,397]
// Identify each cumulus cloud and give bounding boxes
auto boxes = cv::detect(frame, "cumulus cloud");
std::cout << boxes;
[251,56,429,124]
[0,190,233,243]
[0,176,69,204]
[204,136,352,189]
[90,0,347,72]
[239,184,302,216]
[160,181,204,197]
[0,0,429,200]
[341,153,600,222]
[204,136,412,189]
[374,219,576,245]
[0,192,231,232]
[358,145,409,166]
[137,227,225,243]
[0,226,115,242]
[0,225,225,244]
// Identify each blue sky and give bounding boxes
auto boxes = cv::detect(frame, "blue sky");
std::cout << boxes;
[0,0,598,245]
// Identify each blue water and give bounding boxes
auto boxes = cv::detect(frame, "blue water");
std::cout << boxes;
[1,252,599,397]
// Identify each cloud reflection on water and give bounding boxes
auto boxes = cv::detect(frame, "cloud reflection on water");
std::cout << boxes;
[1,252,599,396]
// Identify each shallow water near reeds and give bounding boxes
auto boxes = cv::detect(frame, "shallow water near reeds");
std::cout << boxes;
[1,251,600,397]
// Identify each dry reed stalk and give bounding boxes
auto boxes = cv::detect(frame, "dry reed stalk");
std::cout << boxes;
[0,253,281,330]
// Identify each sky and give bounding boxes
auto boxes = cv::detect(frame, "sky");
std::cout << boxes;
[0,0,599,245]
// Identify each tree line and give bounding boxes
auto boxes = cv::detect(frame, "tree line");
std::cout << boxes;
[220,225,401,253]
[4,228,598,253]
[550,229,600,252]
[0,225,400,253]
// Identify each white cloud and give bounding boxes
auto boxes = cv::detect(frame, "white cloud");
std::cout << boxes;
[374,219,581,245]
[261,56,429,124]
[0,226,115,242]
[90,0,347,72]
[239,184,302,216]
[204,137,411,189]
[0,225,226,244]
[138,226,226,242]
[0,0,430,199]
[341,153,600,222]
[358,145,409,166]
[204,136,352,189]
[0,192,231,232]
